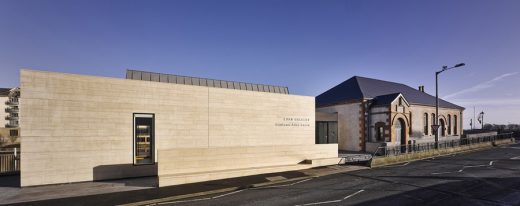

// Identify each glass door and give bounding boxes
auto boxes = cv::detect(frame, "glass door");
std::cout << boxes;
[327,122,338,143]
[134,114,154,165]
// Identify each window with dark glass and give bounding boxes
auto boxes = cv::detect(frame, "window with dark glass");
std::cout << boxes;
[376,126,384,141]
[454,115,458,135]
[448,115,451,135]
[431,113,436,135]
[374,122,386,142]
[423,113,429,135]
[9,129,18,137]
[315,122,338,144]
[134,114,154,165]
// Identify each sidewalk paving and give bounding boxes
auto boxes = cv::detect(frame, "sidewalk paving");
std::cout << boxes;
[0,165,368,206]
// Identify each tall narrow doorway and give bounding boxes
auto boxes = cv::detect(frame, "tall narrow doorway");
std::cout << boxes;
[134,113,155,165]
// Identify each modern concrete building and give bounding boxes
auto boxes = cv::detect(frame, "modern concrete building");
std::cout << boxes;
[316,76,464,152]
[19,69,339,187]
[0,87,20,146]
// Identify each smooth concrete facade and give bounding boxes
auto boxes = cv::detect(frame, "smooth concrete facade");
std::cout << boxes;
[158,144,338,186]
[20,69,337,187]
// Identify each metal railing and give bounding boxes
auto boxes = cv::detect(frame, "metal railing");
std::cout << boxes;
[5,100,19,106]
[5,108,19,113]
[5,115,19,121]
[4,124,18,128]
[0,148,20,175]
[373,133,514,157]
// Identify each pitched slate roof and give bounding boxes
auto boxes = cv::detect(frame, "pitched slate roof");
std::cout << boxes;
[316,76,464,110]
[372,93,402,106]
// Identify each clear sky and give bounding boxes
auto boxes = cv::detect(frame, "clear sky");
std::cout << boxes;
[1,0,519,128]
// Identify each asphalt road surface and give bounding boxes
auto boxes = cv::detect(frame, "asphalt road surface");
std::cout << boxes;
[160,143,520,206]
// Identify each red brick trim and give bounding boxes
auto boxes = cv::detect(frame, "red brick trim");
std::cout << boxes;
[359,101,366,151]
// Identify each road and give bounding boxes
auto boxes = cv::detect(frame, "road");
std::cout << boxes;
[160,143,520,206]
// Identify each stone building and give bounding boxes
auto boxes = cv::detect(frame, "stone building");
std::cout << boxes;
[316,76,464,152]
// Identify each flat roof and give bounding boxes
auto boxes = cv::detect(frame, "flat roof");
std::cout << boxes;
[0,88,10,96]
[126,70,289,95]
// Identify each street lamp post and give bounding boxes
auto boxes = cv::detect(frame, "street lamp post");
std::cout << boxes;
[435,63,465,149]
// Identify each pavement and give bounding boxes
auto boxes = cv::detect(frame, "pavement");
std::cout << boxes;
[0,163,367,206]
[155,142,520,206]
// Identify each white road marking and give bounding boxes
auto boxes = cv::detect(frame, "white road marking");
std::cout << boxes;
[343,189,365,199]
[434,162,495,174]
[511,156,520,160]
[296,199,342,206]
[156,178,313,205]
[254,178,312,189]
[458,165,488,173]
[156,190,244,205]
[155,197,212,205]
[212,189,244,198]
[401,162,410,166]
[295,190,365,206]
[507,147,520,149]
[431,172,452,175]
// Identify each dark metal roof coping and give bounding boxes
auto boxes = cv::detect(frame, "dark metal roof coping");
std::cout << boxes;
[125,70,289,94]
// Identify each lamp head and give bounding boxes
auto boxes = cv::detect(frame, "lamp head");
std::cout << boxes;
[454,63,465,68]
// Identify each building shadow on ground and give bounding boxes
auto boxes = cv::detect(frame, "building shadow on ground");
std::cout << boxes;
[93,163,158,187]
[351,176,520,206]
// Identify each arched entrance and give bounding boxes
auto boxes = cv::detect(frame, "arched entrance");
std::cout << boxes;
[394,118,407,153]
[440,119,446,137]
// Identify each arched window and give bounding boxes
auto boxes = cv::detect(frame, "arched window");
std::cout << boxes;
[448,114,452,135]
[454,115,458,135]
[375,122,386,142]
[431,113,436,130]
[423,113,428,135]
[377,126,384,141]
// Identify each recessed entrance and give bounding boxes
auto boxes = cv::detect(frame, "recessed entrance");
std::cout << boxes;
[394,118,406,153]
[315,121,338,144]
[134,113,155,165]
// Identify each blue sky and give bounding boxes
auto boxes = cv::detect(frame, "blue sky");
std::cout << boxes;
[1,0,519,127]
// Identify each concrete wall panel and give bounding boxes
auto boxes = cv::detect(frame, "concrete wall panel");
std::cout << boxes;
[20,69,319,187]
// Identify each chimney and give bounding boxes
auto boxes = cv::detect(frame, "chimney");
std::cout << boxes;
[418,86,425,92]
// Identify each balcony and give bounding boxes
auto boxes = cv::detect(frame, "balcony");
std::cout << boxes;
[5,108,19,113]
[5,100,18,106]
[5,115,19,121]
[5,124,18,128]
